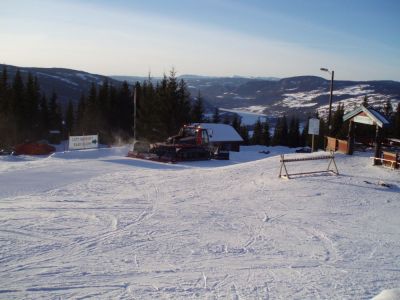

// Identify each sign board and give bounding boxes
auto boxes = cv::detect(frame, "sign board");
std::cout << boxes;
[69,135,98,150]
[354,115,374,125]
[308,118,320,135]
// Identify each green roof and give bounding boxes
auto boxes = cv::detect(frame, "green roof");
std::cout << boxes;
[343,106,390,128]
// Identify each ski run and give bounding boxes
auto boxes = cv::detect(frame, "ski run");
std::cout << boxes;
[1,146,399,299]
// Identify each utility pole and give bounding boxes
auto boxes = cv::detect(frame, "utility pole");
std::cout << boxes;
[327,70,334,134]
[133,87,137,149]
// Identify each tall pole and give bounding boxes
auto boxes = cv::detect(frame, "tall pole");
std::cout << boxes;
[133,87,137,143]
[327,71,334,134]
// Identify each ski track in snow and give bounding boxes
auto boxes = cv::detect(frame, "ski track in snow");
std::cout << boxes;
[0,146,399,299]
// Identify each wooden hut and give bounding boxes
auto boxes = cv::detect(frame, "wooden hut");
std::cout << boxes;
[343,105,390,164]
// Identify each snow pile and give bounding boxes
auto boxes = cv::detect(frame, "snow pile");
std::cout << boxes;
[372,288,400,300]
[196,123,243,142]
[0,146,399,299]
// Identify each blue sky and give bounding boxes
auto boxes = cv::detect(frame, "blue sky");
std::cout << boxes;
[1,0,399,80]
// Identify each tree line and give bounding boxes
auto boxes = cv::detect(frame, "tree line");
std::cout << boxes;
[0,68,205,147]
[1,66,399,149]
[0,68,63,147]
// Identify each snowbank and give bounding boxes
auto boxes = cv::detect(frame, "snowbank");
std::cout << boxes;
[372,288,400,300]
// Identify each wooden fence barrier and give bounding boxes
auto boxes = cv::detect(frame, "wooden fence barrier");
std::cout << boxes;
[279,151,339,179]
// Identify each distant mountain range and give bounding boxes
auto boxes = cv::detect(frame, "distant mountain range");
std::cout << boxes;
[2,64,399,120]
[0,64,121,106]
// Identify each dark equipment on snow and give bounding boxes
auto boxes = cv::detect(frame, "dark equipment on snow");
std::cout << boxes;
[127,125,229,163]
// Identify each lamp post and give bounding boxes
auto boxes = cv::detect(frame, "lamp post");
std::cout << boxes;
[320,68,334,134]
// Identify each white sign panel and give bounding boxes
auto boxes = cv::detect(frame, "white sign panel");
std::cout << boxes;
[69,135,98,150]
[308,118,320,135]
[354,115,374,125]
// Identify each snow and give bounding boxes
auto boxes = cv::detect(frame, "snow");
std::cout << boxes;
[372,288,400,300]
[195,123,243,142]
[220,107,269,125]
[36,72,79,87]
[0,146,399,299]
[281,89,322,108]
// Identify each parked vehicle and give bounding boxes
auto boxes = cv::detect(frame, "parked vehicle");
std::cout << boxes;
[127,124,230,163]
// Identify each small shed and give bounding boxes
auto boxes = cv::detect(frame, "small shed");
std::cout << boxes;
[343,105,390,164]
[194,123,243,152]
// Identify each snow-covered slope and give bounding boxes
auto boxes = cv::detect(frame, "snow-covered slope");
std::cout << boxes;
[0,146,399,299]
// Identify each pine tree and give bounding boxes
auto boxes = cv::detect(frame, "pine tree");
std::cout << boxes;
[75,94,86,134]
[0,66,16,147]
[191,91,204,123]
[222,115,231,124]
[362,95,369,108]
[39,94,49,136]
[83,83,100,134]
[0,66,7,92]
[251,118,263,145]
[394,104,400,138]
[117,81,133,135]
[176,78,191,129]
[239,125,250,145]
[287,116,300,147]
[212,107,221,123]
[281,115,288,146]
[231,114,241,132]
[137,79,159,141]
[65,100,74,137]
[25,73,41,138]
[48,92,61,131]
[272,117,281,146]
[272,116,289,146]
[383,99,393,117]
[317,118,326,150]
[301,117,310,147]
[331,103,345,138]
[12,69,25,139]
[261,120,271,146]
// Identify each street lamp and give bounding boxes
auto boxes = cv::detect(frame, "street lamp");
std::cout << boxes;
[320,68,334,134]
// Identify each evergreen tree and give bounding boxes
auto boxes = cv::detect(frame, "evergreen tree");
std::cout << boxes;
[191,91,204,123]
[394,104,400,138]
[231,114,241,132]
[287,116,300,147]
[331,103,345,138]
[251,118,263,145]
[82,83,100,134]
[239,125,250,145]
[261,120,271,146]
[137,79,159,141]
[25,73,41,138]
[65,100,74,136]
[176,78,192,128]
[0,66,16,146]
[301,117,310,147]
[12,69,25,139]
[39,94,49,136]
[0,66,8,110]
[0,66,7,92]
[383,99,393,117]
[362,95,369,108]
[212,107,221,123]
[317,118,326,150]
[75,94,86,134]
[117,81,133,135]
[272,116,289,146]
[272,117,281,146]
[48,92,62,131]
[222,115,231,124]
[281,115,288,146]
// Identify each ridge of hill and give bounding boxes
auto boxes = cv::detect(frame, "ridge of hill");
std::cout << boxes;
[2,64,399,118]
